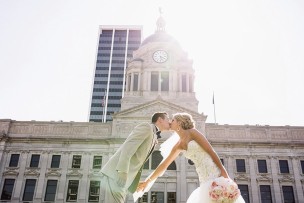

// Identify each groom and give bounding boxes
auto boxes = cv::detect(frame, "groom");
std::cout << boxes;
[100,112,171,203]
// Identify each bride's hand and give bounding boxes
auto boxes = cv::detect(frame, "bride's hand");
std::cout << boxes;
[136,181,148,192]
[220,171,230,179]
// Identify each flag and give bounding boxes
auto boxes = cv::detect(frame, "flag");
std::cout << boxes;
[101,97,105,107]
[212,92,215,105]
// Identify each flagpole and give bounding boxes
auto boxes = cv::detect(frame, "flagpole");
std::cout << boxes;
[102,89,106,123]
[213,91,217,124]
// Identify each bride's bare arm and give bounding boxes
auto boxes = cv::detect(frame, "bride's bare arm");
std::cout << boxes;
[189,128,229,178]
[137,144,181,192]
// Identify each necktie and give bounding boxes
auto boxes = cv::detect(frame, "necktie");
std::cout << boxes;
[156,130,161,139]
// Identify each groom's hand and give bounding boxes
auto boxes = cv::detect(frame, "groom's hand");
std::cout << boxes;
[117,171,127,187]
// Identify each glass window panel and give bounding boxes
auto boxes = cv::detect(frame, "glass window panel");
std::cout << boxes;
[279,160,289,173]
[30,154,40,168]
[181,74,187,92]
[236,159,246,172]
[167,192,176,203]
[66,180,79,202]
[1,179,15,200]
[93,156,102,169]
[239,184,250,203]
[151,72,159,91]
[260,185,272,203]
[282,186,295,203]
[72,155,82,168]
[44,180,58,201]
[51,155,61,168]
[9,154,20,167]
[151,191,164,203]
[23,179,36,201]
[161,72,169,91]
[88,181,100,202]
[258,160,268,173]
[133,73,139,91]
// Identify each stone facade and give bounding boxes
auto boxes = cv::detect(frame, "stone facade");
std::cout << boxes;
[1,119,304,203]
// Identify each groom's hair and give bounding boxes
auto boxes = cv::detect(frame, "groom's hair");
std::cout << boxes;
[151,112,168,123]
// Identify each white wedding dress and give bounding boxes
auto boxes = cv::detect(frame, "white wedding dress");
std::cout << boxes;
[183,140,245,203]
[133,133,245,202]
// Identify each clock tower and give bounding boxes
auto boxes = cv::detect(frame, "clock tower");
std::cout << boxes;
[121,15,198,113]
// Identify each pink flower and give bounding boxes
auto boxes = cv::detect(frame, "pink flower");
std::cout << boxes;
[209,177,241,203]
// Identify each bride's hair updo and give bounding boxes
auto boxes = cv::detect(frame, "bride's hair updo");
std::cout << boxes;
[173,112,195,130]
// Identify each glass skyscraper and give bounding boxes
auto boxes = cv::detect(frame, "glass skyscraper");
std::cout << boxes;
[89,26,142,122]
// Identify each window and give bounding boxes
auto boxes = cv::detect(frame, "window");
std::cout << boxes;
[1,179,15,200]
[9,154,20,167]
[258,160,268,173]
[260,185,272,203]
[72,155,82,168]
[93,156,102,169]
[138,193,148,203]
[44,180,58,201]
[238,185,250,203]
[161,72,169,91]
[220,159,224,165]
[30,154,40,167]
[300,160,304,174]
[151,151,163,169]
[51,155,61,168]
[66,180,79,202]
[151,72,159,91]
[279,160,289,173]
[88,181,100,202]
[236,159,246,172]
[181,74,187,92]
[282,186,295,203]
[144,151,176,170]
[151,191,164,203]
[189,75,194,92]
[133,73,139,91]
[167,192,176,203]
[23,179,36,201]
[127,74,131,91]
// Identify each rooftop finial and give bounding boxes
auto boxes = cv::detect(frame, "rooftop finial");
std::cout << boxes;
[156,7,166,32]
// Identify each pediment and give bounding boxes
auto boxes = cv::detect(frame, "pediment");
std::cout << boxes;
[113,97,205,121]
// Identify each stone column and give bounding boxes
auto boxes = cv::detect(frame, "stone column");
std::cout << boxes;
[270,157,282,203]
[12,151,28,201]
[78,153,90,202]
[179,155,187,203]
[227,155,234,179]
[249,156,259,203]
[291,157,304,202]
[34,152,49,202]
[57,152,69,202]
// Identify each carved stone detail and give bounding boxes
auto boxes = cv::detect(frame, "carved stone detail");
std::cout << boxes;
[256,174,273,182]
[278,175,294,183]
[45,169,62,177]
[3,167,19,176]
[234,174,250,181]
[24,168,40,177]
[66,169,83,178]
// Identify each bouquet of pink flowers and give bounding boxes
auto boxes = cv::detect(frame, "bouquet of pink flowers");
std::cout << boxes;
[209,177,241,203]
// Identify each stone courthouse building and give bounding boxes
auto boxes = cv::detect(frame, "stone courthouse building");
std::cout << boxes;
[1,17,304,203]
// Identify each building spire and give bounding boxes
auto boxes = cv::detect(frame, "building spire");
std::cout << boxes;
[156,7,166,32]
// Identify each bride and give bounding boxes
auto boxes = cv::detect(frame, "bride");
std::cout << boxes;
[135,112,245,203]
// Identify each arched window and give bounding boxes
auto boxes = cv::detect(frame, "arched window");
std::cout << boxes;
[143,151,176,170]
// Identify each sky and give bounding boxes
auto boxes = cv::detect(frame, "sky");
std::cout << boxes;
[0,0,304,126]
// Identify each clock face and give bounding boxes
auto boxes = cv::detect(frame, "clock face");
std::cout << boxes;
[153,50,168,63]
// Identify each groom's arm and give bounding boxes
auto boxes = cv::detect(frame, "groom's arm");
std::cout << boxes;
[116,123,152,173]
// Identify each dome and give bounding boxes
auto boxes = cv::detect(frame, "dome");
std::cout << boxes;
[140,31,179,46]
[140,14,180,47]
